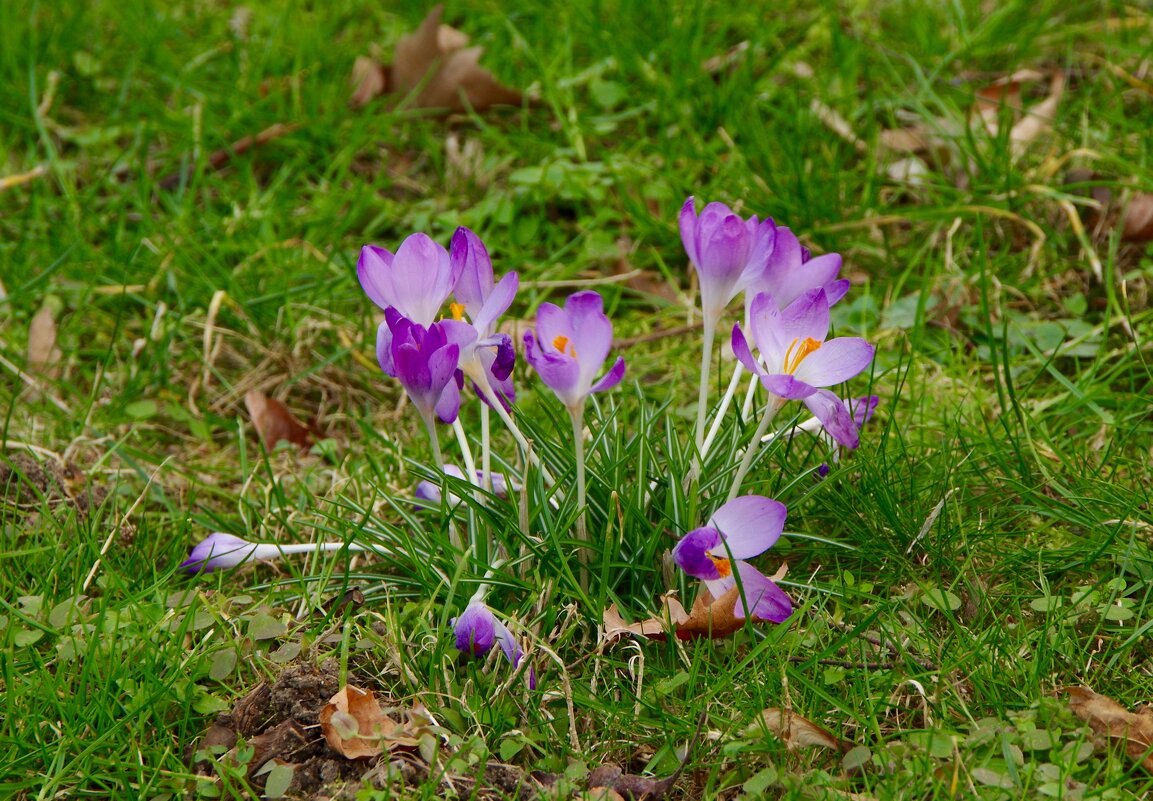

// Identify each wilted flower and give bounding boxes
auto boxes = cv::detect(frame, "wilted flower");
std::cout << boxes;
[523,290,625,412]
[671,496,793,622]
[732,289,874,448]
[357,233,462,327]
[384,317,462,425]
[179,533,350,574]
[415,464,514,506]
[679,197,776,326]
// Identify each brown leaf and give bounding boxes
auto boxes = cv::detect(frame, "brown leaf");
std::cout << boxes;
[602,595,688,642]
[247,719,308,775]
[244,390,314,450]
[753,708,851,753]
[1009,71,1064,149]
[27,304,61,376]
[389,5,521,113]
[879,126,933,154]
[350,56,389,109]
[1121,193,1153,242]
[588,764,678,800]
[319,685,399,759]
[1067,686,1153,771]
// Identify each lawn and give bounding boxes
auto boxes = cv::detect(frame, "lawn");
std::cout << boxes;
[3,0,1153,799]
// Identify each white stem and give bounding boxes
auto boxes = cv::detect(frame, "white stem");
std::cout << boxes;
[693,318,716,453]
[740,371,760,418]
[701,360,744,459]
[452,418,480,490]
[481,403,492,492]
[727,397,786,501]
[475,377,555,485]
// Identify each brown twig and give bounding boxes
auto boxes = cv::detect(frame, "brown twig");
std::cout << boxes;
[158,122,301,190]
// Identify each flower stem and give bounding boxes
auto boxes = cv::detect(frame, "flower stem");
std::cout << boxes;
[740,371,760,418]
[693,319,716,454]
[480,402,492,493]
[569,402,589,591]
[727,397,785,501]
[452,417,485,565]
[701,360,744,459]
[475,378,555,485]
[423,411,461,550]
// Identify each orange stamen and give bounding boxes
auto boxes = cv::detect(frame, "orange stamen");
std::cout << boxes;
[450,302,466,321]
[783,337,822,374]
[552,335,576,357]
[708,554,732,578]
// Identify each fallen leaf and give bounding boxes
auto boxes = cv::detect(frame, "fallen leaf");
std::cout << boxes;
[352,5,522,113]
[602,595,688,642]
[246,719,308,775]
[1009,71,1065,150]
[588,764,678,799]
[1121,193,1153,242]
[27,304,61,377]
[752,708,851,753]
[244,390,314,450]
[319,685,399,759]
[1067,686,1153,771]
[1064,171,1153,244]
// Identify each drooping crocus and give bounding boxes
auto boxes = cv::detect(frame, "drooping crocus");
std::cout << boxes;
[672,496,793,622]
[442,227,519,409]
[415,464,514,506]
[357,233,462,327]
[732,289,875,448]
[384,317,462,427]
[179,532,350,574]
[523,290,625,413]
[453,601,534,688]
[762,395,879,452]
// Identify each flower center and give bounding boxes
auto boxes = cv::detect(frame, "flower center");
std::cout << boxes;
[783,337,822,374]
[707,553,732,578]
[552,334,576,357]
[449,302,467,321]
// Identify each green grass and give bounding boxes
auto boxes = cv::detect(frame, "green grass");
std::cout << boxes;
[3,0,1153,798]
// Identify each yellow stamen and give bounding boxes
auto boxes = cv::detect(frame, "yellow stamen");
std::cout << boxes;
[783,337,821,374]
[552,334,576,357]
[708,554,732,578]
[450,302,466,321]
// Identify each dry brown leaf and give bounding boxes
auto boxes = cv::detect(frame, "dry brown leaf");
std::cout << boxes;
[319,685,399,759]
[27,304,61,377]
[1009,71,1065,149]
[1121,193,1153,242]
[602,595,689,642]
[244,390,314,450]
[878,126,933,154]
[1067,686,1153,771]
[354,5,521,113]
[753,708,851,753]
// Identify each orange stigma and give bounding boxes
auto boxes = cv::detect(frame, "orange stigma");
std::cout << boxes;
[450,302,466,321]
[783,337,821,374]
[708,554,732,578]
[552,335,575,357]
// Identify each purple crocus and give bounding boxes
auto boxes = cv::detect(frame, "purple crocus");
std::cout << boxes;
[523,290,626,412]
[745,226,850,319]
[679,197,776,326]
[385,317,462,425]
[442,227,519,409]
[732,289,875,448]
[453,601,534,690]
[357,233,462,327]
[415,464,514,506]
[671,496,793,622]
[179,533,349,574]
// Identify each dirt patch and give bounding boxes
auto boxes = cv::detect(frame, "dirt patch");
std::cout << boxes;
[1,453,111,528]
[193,660,685,800]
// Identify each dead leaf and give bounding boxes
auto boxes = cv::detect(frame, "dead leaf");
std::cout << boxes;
[319,685,399,759]
[602,595,688,642]
[1067,686,1153,771]
[27,304,61,377]
[588,764,678,800]
[879,126,933,154]
[244,390,314,450]
[753,708,851,753]
[1009,71,1065,150]
[246,719,308,775]
[1121,193,1153,242]
[352,5,522,113]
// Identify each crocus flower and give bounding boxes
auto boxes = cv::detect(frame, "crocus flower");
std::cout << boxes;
[762,395,879,448]
[523,290,625,412]
[732,289,874,448]
[744,226,850,319]
[671,496,793,622]
[357,233,462,327]
[179,532,349,574]
[442,227,519,408]
[452,601,525,669]
[679,197,776,327]
[384,317,461,425]
[415,464,514,506]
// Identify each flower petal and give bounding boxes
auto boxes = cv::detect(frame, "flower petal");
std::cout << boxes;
[435,370,462,423]
[453,601,496,656]
[804,388,860,448]
[449,227,494,312]
[792,337,874,388]
[731,561,793,622]
[491,615,523,667]
[672,527,723,580]
[779,288,830,346]
[760,373,818,400]
[849,395,880,428]
[357,245,397,311]
[524,332,579,404]
[731,324,761,375]
[376,320,395,376]
[471,271,518,335]
[679,196,701,266]
[566,290,613,382]
[707,496,786,559]
[589,356,626,394]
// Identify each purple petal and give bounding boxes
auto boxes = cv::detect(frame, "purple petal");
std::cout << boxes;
[565,290,613,381]
[697,203,752,282]
[747,291,788,361]
[773,252,842,309]
[731,324,761,375]
[707,496,786,559]
[533,303,568,352]
[357,246,397,311]
[471,271,518,335]
[524,331,580,403]
[731,561,793,622]
[449,227,494,312]
[491,615,523,667]
[849,395,880,428]
[792,337,874,388]
[804,388,860,449]
[489,334,516,381]
[392,233,455,326]
[435,370,462,423]
[672,527,724,580]
[678,196,700,266]
[453,601,496,656]
[179,532,272,574]
[779,288,830,346]
[823,278,851,306]
[589,356,626,394]
[761,373,818,400]
[376,320,395,376]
